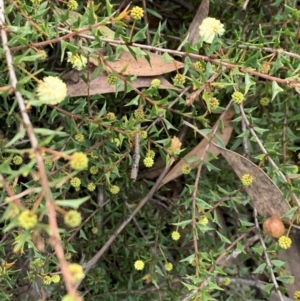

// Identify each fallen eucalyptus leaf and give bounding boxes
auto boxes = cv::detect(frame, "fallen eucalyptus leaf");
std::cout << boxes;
[218,147,291,219]
[66,70,180,97]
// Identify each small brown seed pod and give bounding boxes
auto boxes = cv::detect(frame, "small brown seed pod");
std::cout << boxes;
[263,216,285,238]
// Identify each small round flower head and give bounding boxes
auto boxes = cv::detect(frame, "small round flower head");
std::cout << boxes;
[134,260,145,271]
[110,138,121,147]
[140,131,147,139]
[91,227,98,234]
[173,74,186,86]
[74,133,84,143]
[70,177,81,188]
[70,152,88,170]
[146,150,155,159]
[143,156,154,168]
[164,262,173,272]
[151,78,161,89]
[292,165,299,174]
[65,253,72,260]
[43,275,52,285]
[89,166,98,175]
[260,97,270,106]
[37,49,47,61]
[194,61,205,73]
[232,91,245,104]
[208,97,219,111]
[171,231,180,241]
[134,109,145,120]
[106,112,116,121]
[67,52,87,71]
[87,182,96,192]
[64,210,82,228]
[130,6,144,21]
[109,185,120,194]
[6,202,20,220]
[182,164,191,175]
[199,17,225,44]
[67,0,78,10]
[45,158,54,167]
[223,277,231,286]
[36,76,67,105]
[278,235,292,249]
[241,174,253,186]
[294,291,300,301]
[13,155,23,165]
[261,61,271,74]
[19,210,38,229]
[30,258,44,269]
[51,274,61,283]
[198,216,209,226]
[106,73,118,85]
[68,263,84,283]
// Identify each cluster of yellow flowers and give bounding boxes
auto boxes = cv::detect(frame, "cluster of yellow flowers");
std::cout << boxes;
[241,174,253,186]
[43,274,61,285]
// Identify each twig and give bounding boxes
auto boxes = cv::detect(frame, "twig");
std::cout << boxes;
[141,0,151,45]
[253,209,285,301]
[241,103,250,158]
[0,1,76,297]
[131,127,141,181]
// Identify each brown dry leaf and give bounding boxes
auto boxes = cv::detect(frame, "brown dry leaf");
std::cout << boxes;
[90,51,184,76]
[160,109,235,187]
[218,147,291,219]
[65,71,180,97]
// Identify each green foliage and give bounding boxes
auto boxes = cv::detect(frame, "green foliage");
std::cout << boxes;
[1,0,300,300]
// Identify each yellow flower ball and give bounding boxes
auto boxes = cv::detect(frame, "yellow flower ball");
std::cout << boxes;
[70,152,88,170]
[143,156,154,168]
[13,155,23,165]
[64,210,82,228]
[19,210,38,229]
[151,78,161,88]
[67,52,87,71]
[146,150,155,159]
[130,6,144,21]
[171,231,180,241]
[87,182,96,192]
[241,174,253,186]
[109,185,120,194]
[198,216,208,226]
[51,274,61,283]
[74,133,84,142]
[67,0,78,10]
[182,164,191,175]
[294,290,300,301]
[36,76,67,105]
[173,74,186,86]
[232,91,245,104]
[68,263,85,283]
[134,260,145,271]
[70,177,81,188]
[43,275,52,285]
[278,235,292,249]
[164,262,173,272]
